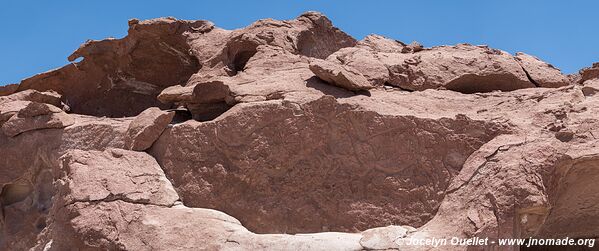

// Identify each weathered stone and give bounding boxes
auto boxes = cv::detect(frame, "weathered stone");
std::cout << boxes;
[582,78,599,96]
[402,41,424,53]
[2,13,599,251]
[326,47,390,86]
[0,101,30,125]
[330,38,541,93]
[12,18,209,117]
[124,107,174,151]
[515,52,569,87]
[0,89,63,108]
[309,59,374,91]
[58,148,179,206]
[381,44,535,92]
[1,102,73,137]
[357,34,406,53]
[0,83,20,96]
[579,62,599,83]
[157,85,195,103]
[16,101,62,117]
[150,96,508,233]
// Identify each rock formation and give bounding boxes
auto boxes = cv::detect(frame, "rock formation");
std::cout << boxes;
[1,12,598,250]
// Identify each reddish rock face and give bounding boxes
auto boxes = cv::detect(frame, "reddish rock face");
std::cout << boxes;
[321,40,550,93]
[124,107,175,151]
[309,59,374,91]
[0,89,63,108]
[1,102,74,137]
[0,84,18,96]
[13,18,208,117]
[150,96,508,233]
[580,62,599,83]
[514,52,569,88]
[1,12,599,251]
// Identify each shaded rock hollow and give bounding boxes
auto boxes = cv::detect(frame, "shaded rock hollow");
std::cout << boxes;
[1,11,598,251]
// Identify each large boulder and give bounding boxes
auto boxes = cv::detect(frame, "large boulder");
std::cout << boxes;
[58,148,180,206]
[309,59,374,91]
[323,47,390,86]
[124,107,175,151]
[379,44,535,92]
[194,11,357,77]
[515,52,569,87]
[317,37,541,93]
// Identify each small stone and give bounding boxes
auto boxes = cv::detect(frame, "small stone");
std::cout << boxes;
[555,130,574,142]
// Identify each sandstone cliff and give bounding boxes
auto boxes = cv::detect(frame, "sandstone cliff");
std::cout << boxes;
[1,12,598,250]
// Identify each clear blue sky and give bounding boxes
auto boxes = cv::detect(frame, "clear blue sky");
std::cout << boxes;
[1,0,598,85]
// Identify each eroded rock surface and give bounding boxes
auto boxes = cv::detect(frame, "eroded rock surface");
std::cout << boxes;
[124,107,174,150]
[150,96,507,233]
[580,62,599,84]
[59,149,180,206]
[1,12,598,251]
[12,18,209,117]
[515,52,569,88]
[309,59,373,91]
[0,89,63,108]
[1,102,74,137]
